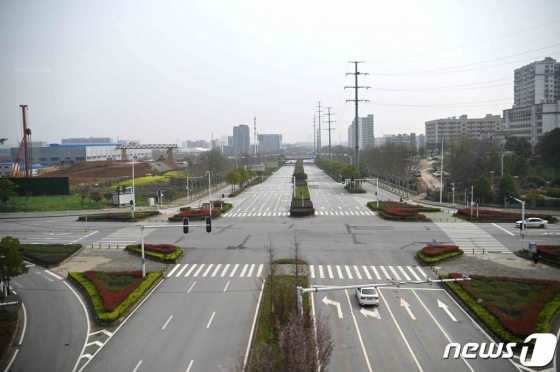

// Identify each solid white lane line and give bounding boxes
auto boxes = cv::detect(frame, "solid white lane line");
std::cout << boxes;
[309,265,315,279]
[327,265,334,279]
[371,266,381,280]
[240,264,249,277]
[247,264,255,277]
[379,290,424,372]
[319,265,325,279]
[45,270,63,280]
[187,282,196,294]
[244,280,266,369]
[362,266,372,280]
[193,264,205,277]
[206,312,216,328]
[133,360,142,372]
[412,290,475,372]
[492,223,515,236]
[230,264,240,277]
[212,264,222,277]
[345,265,353,279]
[389,266,401,280]
[353,265,362,280]
[186,360,193,372]
[184,264,197,277]
[162,315,173,330]
[202,264,213,277]
[344,289,373,372]
[223,281,230,292]
[167,264,180,277]
[256,264,263,278]
[221,264,230,277]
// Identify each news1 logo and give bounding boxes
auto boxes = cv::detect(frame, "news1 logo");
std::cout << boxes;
[443,333,557,367]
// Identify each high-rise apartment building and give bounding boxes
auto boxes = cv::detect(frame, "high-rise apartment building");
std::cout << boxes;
[257,134,282,153]
[348,114,374,150]
[233,125,250,154]
[425,114,502,150]
[504,57,560,147]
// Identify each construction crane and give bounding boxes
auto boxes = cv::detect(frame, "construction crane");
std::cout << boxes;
[8,105,31,177]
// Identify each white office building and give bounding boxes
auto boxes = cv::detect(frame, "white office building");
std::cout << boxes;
[425,114,502,150]
[348,114,374,150]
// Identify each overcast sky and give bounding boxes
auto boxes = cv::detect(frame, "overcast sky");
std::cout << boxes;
[1,0,560,147]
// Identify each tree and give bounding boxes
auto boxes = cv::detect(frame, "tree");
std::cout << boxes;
[505,136,532,158]
[90,190,102,203]
[538,128,560,170]
[0,179,19,208]
[473,176,493,204]
[0,237,29,295]
[224,169,242,190]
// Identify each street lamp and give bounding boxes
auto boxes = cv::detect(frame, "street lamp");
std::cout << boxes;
[206,171,212,217]
[131,155,136,219]
[451,182,455,206]
[342,154,353,165]
[490,171,494,190]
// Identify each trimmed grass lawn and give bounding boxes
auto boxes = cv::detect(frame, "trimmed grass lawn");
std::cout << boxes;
[19,243,81,267]
[0,195,111,212]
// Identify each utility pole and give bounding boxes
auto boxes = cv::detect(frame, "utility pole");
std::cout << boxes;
[345,62,369,167]
[324,107,335,162]
[254,116,257,155]
[316,102,323,154]
[312,116,316,153]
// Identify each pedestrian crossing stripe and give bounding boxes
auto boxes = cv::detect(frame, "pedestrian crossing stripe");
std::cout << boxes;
[435,222,511,254]
[166,263,428,281]
[221,210,375,217]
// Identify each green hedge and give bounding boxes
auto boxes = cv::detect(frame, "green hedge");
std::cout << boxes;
[68,271,162,324]
[125,245,184,263]
[546,188,560,198]
[377,209,431,222]
[293,185,311,200]
[18,243,81,267]
[416,249,463,264]
[168,203,232,221]
[367,201,440,212]
[77,211,160,222]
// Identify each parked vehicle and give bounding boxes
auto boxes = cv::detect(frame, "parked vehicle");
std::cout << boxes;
[515,218,548,228]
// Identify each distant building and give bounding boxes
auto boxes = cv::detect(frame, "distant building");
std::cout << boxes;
[425,114,502,150]
[348,114,374,150]
[503,57,560,147]
[62,137,112,143]
[183,140,209,149]
[233,125,250,154]
[386,133,418,150]
[257,134,282,153]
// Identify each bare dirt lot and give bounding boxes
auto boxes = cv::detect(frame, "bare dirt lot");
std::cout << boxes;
[42,160,180,185]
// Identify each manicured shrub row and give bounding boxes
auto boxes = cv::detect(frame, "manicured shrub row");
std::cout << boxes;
[83,271,144,312]
[294,185,311,200]
[179,206,191,211]
[77,211,160,222]
[416,249,463,264]
[289,200,315,217]
[537,245,560,262]
[381,201,441,212]
[382,207,427,221]
[69,271,162,324]
[18,243,81,267]
[421,245,459,257]
[168,203,232,221]
[547,188,560,198]
[125,244,183,263]
[447,273,560,339]
[455,208,557,222]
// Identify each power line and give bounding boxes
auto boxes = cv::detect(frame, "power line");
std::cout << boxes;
[366,19,560,63]
[369,97,511,108]
[371,45,560,76]
[372,83,510,92]
[371,52,560,76]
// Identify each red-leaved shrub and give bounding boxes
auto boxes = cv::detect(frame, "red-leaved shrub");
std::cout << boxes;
[421,245,459,257]
[83,271,144,312]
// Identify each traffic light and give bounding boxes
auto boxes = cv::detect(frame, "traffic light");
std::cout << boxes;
[375,191,378,196]
[519,222,523,231]
[205,216,212,233]
[182,217,189,234]
[342,176,346,184]
[351,176,355,184]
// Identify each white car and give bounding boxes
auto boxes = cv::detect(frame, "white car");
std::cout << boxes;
[515,218,548,229]
[356,287,379,306]
[433,171,441,177]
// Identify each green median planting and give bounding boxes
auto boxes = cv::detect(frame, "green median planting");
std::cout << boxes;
[125,243,183,263]
[77,210,160,222]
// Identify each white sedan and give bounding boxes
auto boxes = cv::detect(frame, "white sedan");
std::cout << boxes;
[356,287,379,306]
[515,218,548,229]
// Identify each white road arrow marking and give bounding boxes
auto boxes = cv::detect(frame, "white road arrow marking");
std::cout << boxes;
[322,296,343,318]
[360,307,381,319]
[438,299,457,321]
[400,298,416,320]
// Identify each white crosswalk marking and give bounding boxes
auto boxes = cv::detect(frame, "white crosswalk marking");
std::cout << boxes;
[203,264,213,277]
[185,264,197,277]
[362,266,372,280]
[165,263,429,283]
[435,222,511,254]
[212,264,222,277]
